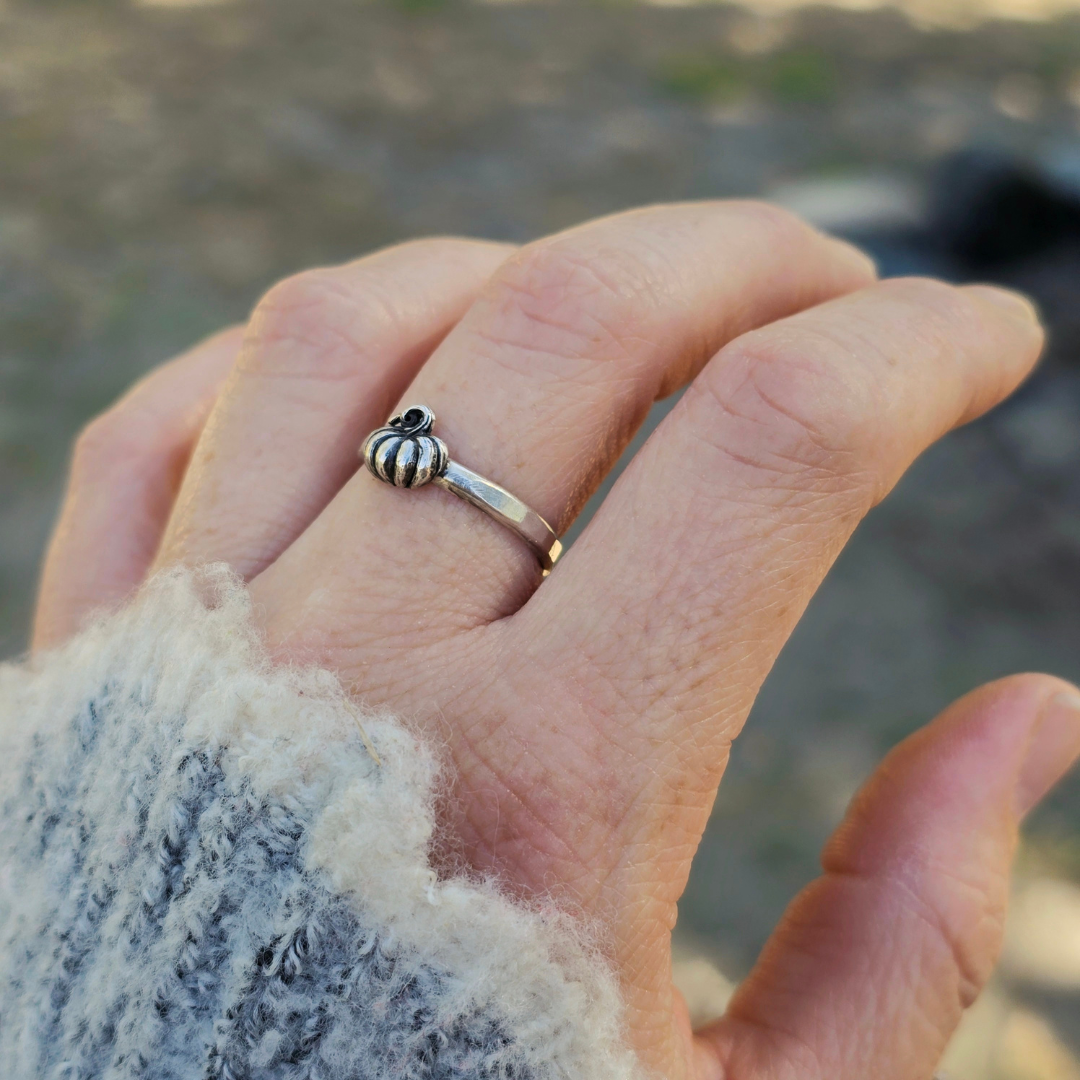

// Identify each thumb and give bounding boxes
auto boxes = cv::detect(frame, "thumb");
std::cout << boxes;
[695,674,1080,1080]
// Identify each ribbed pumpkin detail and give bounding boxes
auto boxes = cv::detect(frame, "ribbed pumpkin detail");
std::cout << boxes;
[362,406,449,489]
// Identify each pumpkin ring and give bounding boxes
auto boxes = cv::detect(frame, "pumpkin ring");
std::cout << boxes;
[362,406,449,489]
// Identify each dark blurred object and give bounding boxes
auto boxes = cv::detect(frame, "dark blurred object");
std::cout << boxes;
[844,150,1080,370]
[929,150,1080,269]
[931,152,1080,370]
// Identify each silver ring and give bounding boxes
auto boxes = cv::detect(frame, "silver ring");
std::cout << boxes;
[361,405,563,574]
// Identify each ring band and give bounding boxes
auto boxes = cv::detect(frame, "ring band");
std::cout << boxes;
[361,406,563,574]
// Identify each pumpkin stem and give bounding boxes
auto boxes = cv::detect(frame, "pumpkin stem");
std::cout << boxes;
[390,405,435,437]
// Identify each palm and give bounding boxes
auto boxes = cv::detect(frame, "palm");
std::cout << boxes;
[36,206,1078,1080]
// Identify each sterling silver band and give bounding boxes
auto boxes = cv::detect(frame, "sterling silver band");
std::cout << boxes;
[361,406,562,574]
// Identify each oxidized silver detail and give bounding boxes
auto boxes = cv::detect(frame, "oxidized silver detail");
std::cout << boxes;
[362,405,449,489]
[360,405,562,573]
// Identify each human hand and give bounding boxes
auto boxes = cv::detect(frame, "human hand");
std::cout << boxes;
[34,205,1080,1080]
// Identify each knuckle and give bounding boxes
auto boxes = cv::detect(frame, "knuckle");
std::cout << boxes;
[717,1008,827,1080]
[692,276,1011,500]
[696,326,881,495]
[479,238,660,367]
[254,267,338,322]
[876,273,966,308]
[245,267,398,379]
[71,407,152,475]
[905,865,1007,1009]
[874,275,987,341]
[726,198,817,246]
[71,413,115,468]
[392,235,508,263]
[249,269,345,347]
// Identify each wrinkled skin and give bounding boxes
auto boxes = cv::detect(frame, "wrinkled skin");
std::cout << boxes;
[35,203,1080,1080]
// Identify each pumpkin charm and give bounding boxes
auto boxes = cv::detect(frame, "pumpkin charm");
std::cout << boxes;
[362,405,449,489]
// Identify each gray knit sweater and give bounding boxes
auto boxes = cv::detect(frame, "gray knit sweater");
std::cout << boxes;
[0,568,636,1080]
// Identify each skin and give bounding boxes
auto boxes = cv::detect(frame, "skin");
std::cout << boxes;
[32,204,1080,1080]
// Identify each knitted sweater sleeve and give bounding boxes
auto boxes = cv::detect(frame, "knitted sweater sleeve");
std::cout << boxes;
[0,568,638,1080]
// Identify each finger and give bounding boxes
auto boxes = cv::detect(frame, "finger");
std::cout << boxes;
[155,238,515,577]
[699,674,1080,1080]
[33,326,242,650]
[536,280,1045,771]
[256,201,876,652]
[493,282,1043,1069]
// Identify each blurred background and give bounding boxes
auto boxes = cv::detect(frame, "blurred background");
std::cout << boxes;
[3,0,1080,1074]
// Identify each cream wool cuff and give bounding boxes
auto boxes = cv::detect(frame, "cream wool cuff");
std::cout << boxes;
[0,567,639,1080]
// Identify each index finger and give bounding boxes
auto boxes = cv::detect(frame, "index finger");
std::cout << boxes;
[522,278,1043,791]
[498,279,1042,1056]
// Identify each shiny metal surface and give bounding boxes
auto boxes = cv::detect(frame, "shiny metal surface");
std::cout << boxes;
[362,406,562,573]
[362,405,449,490]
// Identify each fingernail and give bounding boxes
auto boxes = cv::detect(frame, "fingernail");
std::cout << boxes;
[966,284,1042,325]
[1016,690,1080,817]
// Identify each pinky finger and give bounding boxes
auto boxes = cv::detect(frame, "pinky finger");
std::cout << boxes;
[697,674,1080,1080]
[32,326,241,651]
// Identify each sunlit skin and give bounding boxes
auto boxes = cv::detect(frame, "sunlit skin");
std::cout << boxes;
[34,203,1080,1080]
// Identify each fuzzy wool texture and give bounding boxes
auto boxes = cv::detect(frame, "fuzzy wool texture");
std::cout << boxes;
[0,568,640,1080]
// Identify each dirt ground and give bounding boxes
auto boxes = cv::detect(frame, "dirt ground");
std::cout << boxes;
[3,1,1080,1074]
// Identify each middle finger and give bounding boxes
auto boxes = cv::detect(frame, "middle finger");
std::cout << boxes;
[257,202,875,660]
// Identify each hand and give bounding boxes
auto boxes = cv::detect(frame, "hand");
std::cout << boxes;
[34,205,1080,1080]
